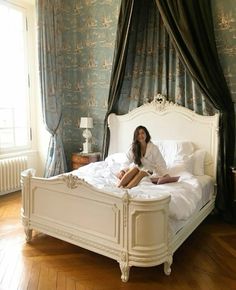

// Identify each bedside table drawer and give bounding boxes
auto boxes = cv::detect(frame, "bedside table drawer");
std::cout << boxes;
[71,152,100,170]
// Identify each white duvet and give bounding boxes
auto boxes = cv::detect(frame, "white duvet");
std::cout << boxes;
[72,160,203,221]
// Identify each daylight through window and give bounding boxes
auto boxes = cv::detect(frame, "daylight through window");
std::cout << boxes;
[0,1,30,152]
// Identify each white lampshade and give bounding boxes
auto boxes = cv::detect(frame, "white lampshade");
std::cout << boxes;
[80,117,93,129]
[79,117,94,153]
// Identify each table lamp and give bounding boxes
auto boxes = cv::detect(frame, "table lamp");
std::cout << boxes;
[80,117,93,153]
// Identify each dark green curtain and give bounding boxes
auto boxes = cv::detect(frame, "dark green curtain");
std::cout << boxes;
[155,0,235,222]
[102,0,134,159]
[115,0,214,115]
[102,0,214,159]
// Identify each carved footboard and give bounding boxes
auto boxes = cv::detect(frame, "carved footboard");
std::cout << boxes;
[21,169,171,282]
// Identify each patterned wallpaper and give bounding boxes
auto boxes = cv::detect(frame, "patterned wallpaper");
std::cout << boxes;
[60,0,236,168]
[212,0,236,103]
[212,0,236,163]
[60,0,120,168]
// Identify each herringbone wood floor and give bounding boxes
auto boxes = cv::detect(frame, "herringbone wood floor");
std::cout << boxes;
[0,191,236,290]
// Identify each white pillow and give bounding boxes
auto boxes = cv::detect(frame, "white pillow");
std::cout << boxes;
[105,153,128,165]
[153,140,194,167]
[168,155,194,175]
[192,149,206,176]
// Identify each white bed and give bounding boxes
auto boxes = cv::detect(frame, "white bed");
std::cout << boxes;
[21,95,219,282]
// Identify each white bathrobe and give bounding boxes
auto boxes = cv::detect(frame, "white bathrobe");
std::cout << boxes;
[121,141,168,177]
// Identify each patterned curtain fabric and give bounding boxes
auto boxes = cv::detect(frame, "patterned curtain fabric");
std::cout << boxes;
[102,0,135,159]
[155,0,235,222]
[37,0,67,177]
[115,0,215,115]
[102,0,215,159]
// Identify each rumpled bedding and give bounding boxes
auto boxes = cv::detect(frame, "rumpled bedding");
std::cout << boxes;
[72,160,204,221]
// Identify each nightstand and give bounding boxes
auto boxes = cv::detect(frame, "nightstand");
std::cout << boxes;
[71,152,101,170]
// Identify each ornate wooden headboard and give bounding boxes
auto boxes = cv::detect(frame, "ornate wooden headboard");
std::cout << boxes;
[108,95,219,181]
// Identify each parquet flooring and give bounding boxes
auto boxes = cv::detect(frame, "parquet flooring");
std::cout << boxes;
[0,191,236,290]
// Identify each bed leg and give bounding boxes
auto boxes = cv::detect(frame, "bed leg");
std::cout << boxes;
[24,228,32,242]
[164,255,173,275]
[119,262,130,282]
[22,216,32,242]
[119,251,130,282]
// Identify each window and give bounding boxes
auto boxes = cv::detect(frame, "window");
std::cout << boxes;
[0,1,31,153]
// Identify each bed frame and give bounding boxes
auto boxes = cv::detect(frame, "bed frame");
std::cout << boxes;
[21,95,219,282]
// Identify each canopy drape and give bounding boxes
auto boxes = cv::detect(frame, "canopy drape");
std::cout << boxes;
[115,0,214,115]
[102,0,214,158]
[155,0,235,221]
[102,0,135,158]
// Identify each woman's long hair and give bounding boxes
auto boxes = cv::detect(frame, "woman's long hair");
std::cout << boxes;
[132,126,151,166]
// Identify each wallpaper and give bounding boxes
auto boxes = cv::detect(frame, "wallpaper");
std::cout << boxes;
[60,0,236,168]
[60,0,120,168]
[212,0,236,103]
[212,0,236,163]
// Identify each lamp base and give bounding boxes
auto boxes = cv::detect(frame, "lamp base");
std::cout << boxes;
[82,142,92,153]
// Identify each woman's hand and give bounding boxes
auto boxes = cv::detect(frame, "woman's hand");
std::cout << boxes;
[117,170,126,180]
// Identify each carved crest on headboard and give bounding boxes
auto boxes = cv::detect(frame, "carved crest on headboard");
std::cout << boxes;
[149,93,177,111]
[153,93,166,104]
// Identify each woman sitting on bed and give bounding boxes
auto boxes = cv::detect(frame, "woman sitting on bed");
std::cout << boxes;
[117,125,170,189]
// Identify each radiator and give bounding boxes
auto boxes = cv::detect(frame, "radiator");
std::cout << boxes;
[0,156,28,195]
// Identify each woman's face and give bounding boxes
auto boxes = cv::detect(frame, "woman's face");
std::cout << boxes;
[137,129,147,143]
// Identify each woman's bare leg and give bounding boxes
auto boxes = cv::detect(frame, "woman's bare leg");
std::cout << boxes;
[118,167,139,187]
[126,170,148,189]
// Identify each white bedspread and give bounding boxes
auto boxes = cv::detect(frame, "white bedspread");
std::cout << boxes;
[72,160,203,221]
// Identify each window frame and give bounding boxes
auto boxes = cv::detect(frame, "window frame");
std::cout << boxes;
[0,0,37,156]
